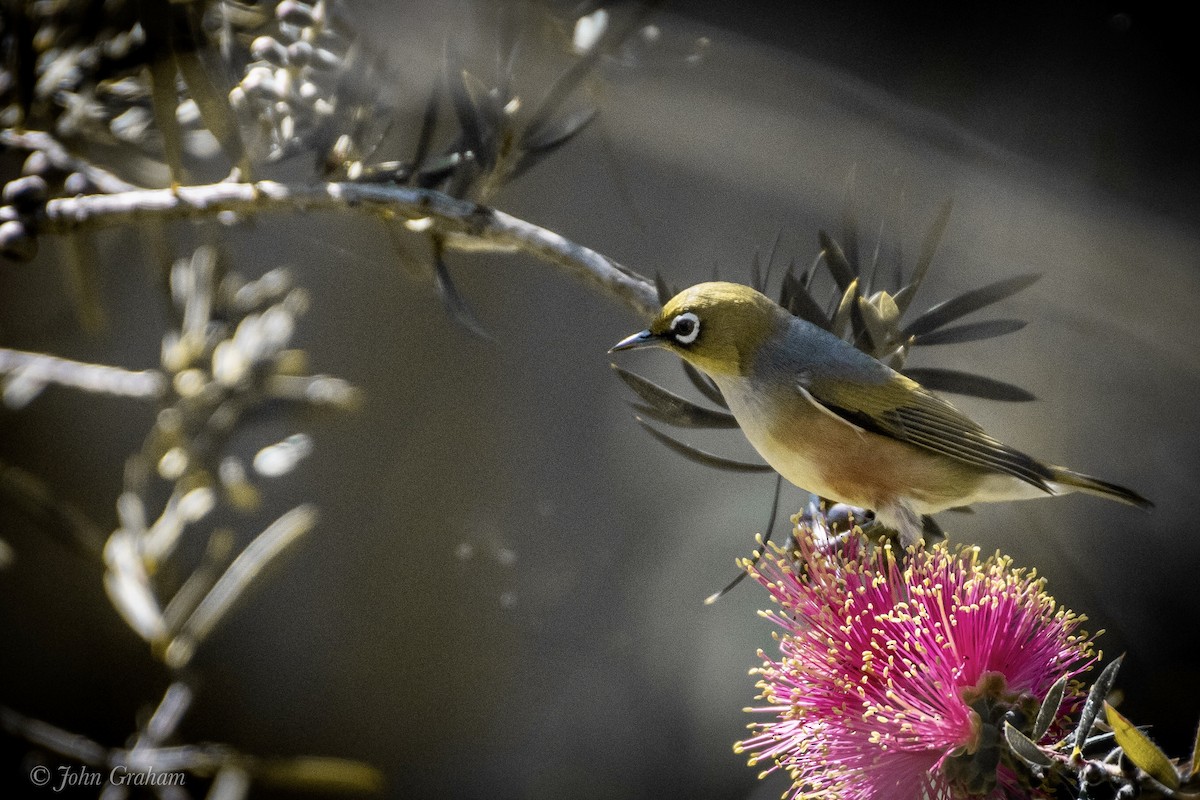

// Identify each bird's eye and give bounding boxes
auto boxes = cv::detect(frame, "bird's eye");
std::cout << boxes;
[671,312,700,345]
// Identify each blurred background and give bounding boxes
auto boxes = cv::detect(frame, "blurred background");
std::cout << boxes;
[3,1,1199,798]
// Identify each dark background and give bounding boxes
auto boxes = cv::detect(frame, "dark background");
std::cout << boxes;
[3,2,1199,798]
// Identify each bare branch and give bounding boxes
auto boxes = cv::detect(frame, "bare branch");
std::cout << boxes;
[0,348,166,407]
[21,180,662,318]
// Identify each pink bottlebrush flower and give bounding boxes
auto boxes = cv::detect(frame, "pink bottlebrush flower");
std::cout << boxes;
[736,523,1097,800]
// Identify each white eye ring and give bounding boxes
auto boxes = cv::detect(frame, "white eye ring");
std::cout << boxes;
[671,312,700,344]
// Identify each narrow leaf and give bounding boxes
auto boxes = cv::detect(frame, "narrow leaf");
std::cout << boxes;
[166,505,317,669]
[176,3,250,175]
[104,530,168,643]
[416,151,465,185]
[1032,675,1069,741]
[144,49,188,185]
[705,474,783,605]
[654,272,674,305]
[445,52,488,165]
[0,705,108,766]
[840,165,860,271]
[411,80,442,175]
[864,207,887,295]
[0,457,106,560]
[762,230,783,291]
[902,273,1041,337]
[611,365,738,429]
[903,367,1036,402]
[1105,702,1180,789]
[895,198,954,314]
[849,295,876,353]
[682,361,727,408]
[750,250,763,293]
[818,231,856,292]
[522,0,665,142]
[635,420,772,473]
[432,237,492,341]
[521,106,597,154]
[830,277,859,340]
[1072,655,1124,760]
[913,318,1027,346]
[781,273,832,330]
[1004,722,1053,768]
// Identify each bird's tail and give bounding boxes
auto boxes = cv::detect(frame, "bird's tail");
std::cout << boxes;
[1049,466,1153,510]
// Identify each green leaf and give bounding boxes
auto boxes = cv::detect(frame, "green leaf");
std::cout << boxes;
[849,294,875,353]
[840,165,860,273]
[165,505,317,669]
[781,272,832,330]
[750,249,764,293]
[510,108,598,182]
[410,81,442,176]
[681,362,727,408]
[523,0,665,141]
[705,474,783,605]
[818,231,857,293]
[446,58,491,168]
[654,272,674,305]
[635,419,772,473]
[902,367,1035,402]
[1072,655,1124,760]
[912,319,1026,346]
[1032,675,1068,741]
[1104,702,1180,789]
[175,3,251,176]
[611,366,738,429]
[521,107,597,155]
[902,273,1041,337]
[1004,721,1053,768]
[830,277,860,340]
[431,237,492,341]
[894,199,954,314]
[761,230,783,291]
[146,56,188,186]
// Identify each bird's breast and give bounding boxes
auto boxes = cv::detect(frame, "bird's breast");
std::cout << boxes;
[714,376,986,514]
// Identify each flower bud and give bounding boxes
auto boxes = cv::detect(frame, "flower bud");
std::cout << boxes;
[276,0,316,27]
[251,35,288,66]
[3,175,49,213]
[0,220,37,262]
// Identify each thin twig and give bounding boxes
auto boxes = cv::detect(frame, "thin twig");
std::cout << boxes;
[0,130,142,194]
[18,179,662,318]
[0,348,166,404]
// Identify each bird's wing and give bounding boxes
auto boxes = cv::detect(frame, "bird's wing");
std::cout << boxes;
[803,372,1054,490]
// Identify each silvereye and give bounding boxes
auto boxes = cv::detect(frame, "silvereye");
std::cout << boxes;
[611,282,1151,546]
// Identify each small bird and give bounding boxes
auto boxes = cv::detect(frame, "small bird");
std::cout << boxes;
[611,281,1151,546]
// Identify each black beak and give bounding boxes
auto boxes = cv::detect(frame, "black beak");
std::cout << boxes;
[609,329,660,353]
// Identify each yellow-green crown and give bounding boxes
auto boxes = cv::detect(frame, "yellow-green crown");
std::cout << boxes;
[652,282,787,376]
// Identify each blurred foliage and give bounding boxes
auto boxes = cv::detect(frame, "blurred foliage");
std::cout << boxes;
[1,0,664,795]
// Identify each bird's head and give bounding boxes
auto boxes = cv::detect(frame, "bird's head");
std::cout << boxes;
[610,282,787,377]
